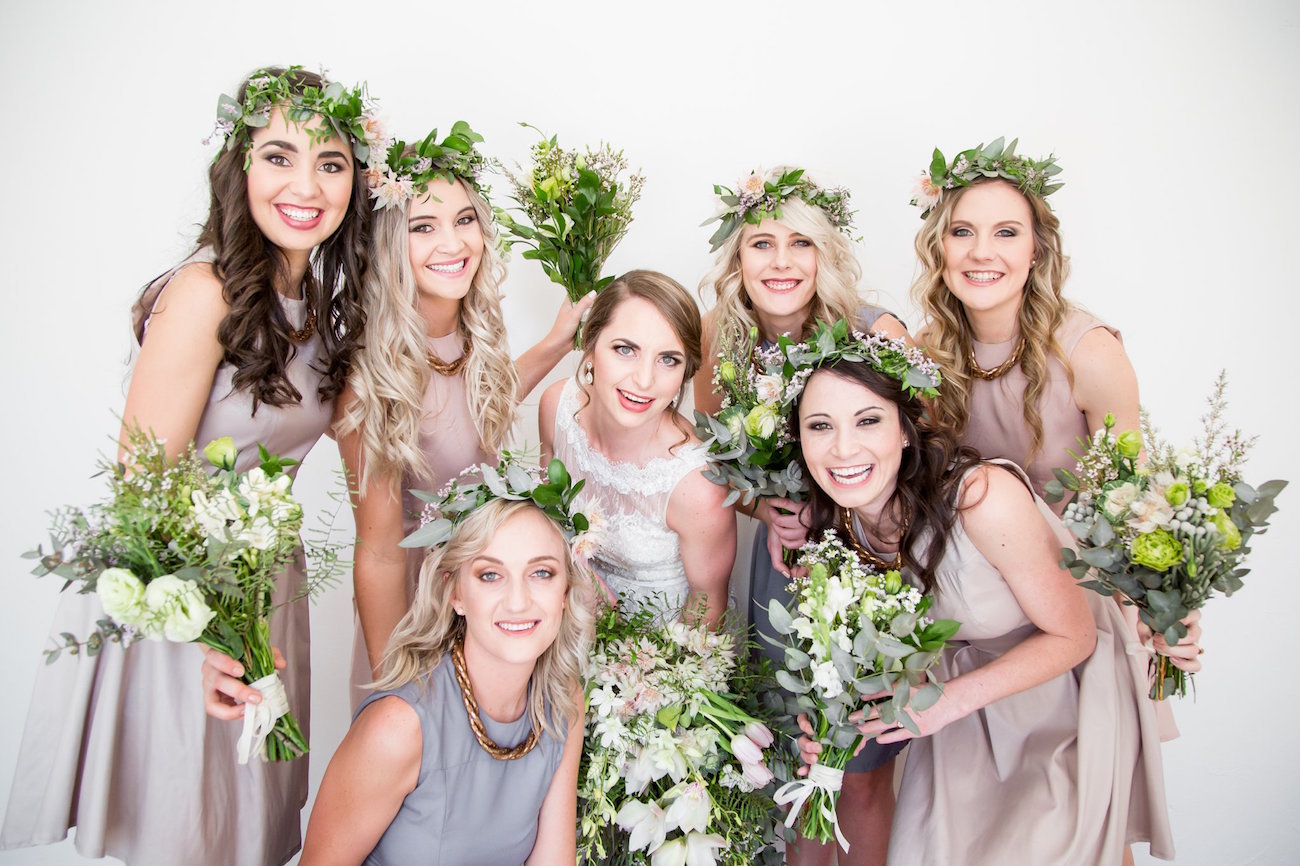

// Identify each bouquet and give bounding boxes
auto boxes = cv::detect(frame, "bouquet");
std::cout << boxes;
[579,601,784,866]
[1048,375,1286,699]
[25,428,344,762]
[763,529,958,850]
[496,125,644,345]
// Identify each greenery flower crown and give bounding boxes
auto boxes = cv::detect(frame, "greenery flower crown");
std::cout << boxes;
[781,318,942,401]
[703,167,854,253]
[205,66,383,171]
[399,452,590,550]
[909,136,1063,219]
[366,121,490,211]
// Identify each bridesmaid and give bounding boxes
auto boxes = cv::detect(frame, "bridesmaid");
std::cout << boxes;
[790,333,1173,864]
[1,67,374,866]
[540,270,735,624]
[331,125,590,703]
[908,138,1201,689]
[694,167,906,866]
[301,462,593,865]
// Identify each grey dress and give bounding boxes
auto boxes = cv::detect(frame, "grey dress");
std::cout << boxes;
[360,654,568,866]
[1,252,331,866]
[747,303,906,772]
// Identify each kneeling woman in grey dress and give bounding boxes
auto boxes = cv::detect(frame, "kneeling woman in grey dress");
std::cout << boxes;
[300,471,594,865]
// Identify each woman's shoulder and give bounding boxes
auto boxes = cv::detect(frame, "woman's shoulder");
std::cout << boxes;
[1058,306,1120,356]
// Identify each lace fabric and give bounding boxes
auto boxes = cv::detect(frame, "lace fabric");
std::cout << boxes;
[551,378,706,612]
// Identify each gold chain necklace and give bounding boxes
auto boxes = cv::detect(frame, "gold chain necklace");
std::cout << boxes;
[287,300,316,344]
[968,337,1024,381]
[428,335,473,377]
[842,506,909,572]
[450,638,538,761]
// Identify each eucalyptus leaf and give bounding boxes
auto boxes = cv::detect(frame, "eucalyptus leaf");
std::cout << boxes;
[766,600,795,635]
[775,669,811,695]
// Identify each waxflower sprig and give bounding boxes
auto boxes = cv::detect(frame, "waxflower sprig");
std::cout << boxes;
[909,136,1062,219]
[366,121,489,211]
[764,530,958,851]
[703,167,854,253]
[24,427,346,762]
[205,65,384,171]
[1046,373,1286,699]
[495,125,644,344]
[579,599,785,866]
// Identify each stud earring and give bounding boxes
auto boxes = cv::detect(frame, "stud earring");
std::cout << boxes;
[583,362,594,385]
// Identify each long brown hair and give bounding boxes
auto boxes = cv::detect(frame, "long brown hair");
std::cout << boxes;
[135,67,369,410]
[794,362,983,595]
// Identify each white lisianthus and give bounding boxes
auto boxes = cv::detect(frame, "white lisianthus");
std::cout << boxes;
[664,782,711,834]
[97,567,148,627]
[754,375,783,404]
[240,515,279,550]
[140,575,214,642]
[1100,481,1142,521]
[811,659,842,700]
[191,488,244,538]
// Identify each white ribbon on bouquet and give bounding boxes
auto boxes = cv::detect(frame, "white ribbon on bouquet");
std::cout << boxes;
[236,672,289,764]
[774,762,850,851]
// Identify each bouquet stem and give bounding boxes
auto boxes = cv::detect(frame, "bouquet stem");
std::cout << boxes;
[1149,655,1191,702]
[202,620,308,762]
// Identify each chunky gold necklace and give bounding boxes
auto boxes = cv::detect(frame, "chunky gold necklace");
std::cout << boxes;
[450,638,538,761]
[428,335,472,377]
[287,300,316,344]
[968,337,1024,381]
[842,506,908,572]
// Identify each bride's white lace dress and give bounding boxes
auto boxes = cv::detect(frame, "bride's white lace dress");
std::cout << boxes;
[550,378,707,612]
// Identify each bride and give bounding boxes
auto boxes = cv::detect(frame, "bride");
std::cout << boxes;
[539,269,735,624]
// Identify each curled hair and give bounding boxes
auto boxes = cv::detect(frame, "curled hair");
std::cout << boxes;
[700,185,864,359]
[911,178,1071,467]
[794,362,982,595]
[335,178,517,493]
[577,269,702,446]
[376,499,594,735]
[132,66,369,411]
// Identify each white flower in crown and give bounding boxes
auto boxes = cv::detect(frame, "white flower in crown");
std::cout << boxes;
[369,171,415,210]
[910,173,941,212]
[361,114,387,147]
[739,170,765,198]
[571,503,605,563]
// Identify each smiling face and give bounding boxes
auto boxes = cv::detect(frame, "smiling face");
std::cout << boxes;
[737,219,819,332]
[940,180,1037,323]
[585,295,688,429]
[451,506,569,671]
[407,177,485,315]
[245,106,355,267]
[798,368,906,523]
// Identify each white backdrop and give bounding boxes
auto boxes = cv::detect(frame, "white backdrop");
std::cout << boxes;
[2,1,1297,863]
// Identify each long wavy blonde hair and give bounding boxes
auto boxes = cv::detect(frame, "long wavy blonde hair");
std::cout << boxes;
[375,499,595,735]
[335,178,519,493]
[699,188,863,359]
[911,178,1072,466]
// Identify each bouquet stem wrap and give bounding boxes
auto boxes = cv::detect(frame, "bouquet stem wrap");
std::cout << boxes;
[237,672,290,764]
[774,759,851,851]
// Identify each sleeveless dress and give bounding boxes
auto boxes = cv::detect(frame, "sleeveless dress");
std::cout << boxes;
[887,461,1174,865]
[357,654,567,865]
[348,332,488,709]
[962,308,1116,506]
[1,252,331,866]
[550,377,707,613]
[748,304,906,772]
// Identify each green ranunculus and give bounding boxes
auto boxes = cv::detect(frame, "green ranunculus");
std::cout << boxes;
[1164,481,1190,507]
[203,436,237,470]
[1192,479,1208,496]
[718,360,737,384]
[1129,528,1184,572]
[1115,429,1143,459]
[1206,482,1236,509]
[743,403,779,440]
[1209,509,1242,551]
[883,571,903,593]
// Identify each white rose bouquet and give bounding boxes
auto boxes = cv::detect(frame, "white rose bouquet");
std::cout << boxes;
[764,529,958,850]
[25,426,344,762]
[1046,374,1286,699]
[579,601,785,866]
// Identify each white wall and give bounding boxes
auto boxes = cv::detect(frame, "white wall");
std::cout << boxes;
[1,1,1296,863]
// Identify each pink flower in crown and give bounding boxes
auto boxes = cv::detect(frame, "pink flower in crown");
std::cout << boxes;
[740,171,765,197]
[361,114,387,146]
[362,163,389,190]
[910,173,941,212]
[369,172,414,210]
[571,504,605,565]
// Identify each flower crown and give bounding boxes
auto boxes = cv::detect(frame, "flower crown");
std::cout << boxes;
[205,66,384,171]
[366,121,490,211]
[778,318,942,401]
[399,452,590,550]
[703,167,855,253]
[909,136,1062,219]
